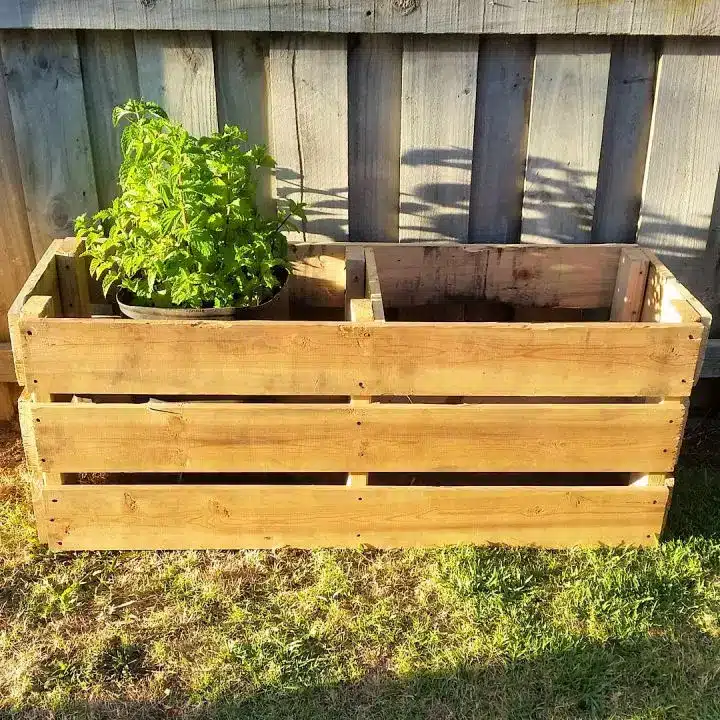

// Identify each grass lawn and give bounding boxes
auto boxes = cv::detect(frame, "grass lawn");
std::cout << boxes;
[1,419,720,719]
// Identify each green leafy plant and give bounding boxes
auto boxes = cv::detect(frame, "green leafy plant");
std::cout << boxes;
[75,99,306,309]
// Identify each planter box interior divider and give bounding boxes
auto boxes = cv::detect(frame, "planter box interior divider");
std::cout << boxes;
[9,238,710,550]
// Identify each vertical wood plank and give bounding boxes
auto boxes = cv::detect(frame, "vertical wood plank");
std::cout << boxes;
[135,30,218,136]
[593,37,656,244]
[1,30,98,259]
[214,32,271,212]
[348,34,402,243]
[521,38,611,244]
[344,244,365,318]
[268,34,348,242]
[79,30,140,209]
[0,43,34,344]
[469,36,534,243]
[637,39,720,321]
[399,35,478,242]
[610,247,650,321]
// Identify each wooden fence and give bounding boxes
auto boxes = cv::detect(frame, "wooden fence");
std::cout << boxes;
[2,0,720,417]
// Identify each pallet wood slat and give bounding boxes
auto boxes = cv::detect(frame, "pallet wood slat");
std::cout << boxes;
[268,34,348,242]
[18,319,701,398]
[44,483,670,551]
[5,1,720,35]
[399,35,478,242]
[522,37,611,244]
[0,30,98,259]
[610,247,650,321]
[55,238,91,318]
[135,30,218,136]
[32,400,684,474]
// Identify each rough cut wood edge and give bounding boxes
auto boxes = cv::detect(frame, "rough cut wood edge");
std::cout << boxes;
[364,248,385,321]
[20,318,701,398]
[0,343,15,383]
[43,483,670,551]
[55,238,91,318]
[4,1,720,35]
[610,247,650,321]
[32,400,684,473]
[7,238,63,386]
[641,250,711,384]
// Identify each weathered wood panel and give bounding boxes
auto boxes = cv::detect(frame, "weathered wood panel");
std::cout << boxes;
[348,34,402,242]
[33,401,684,473]
[268,34,348,242]
[637,38,720,322]
[44,483,670,550]
[522,38,611,244]
[0,30,98,258]
[593,37,656,244]
[18,318,701,398]
[79,30,140,208]
[0,46,34,342]
[399,35,478,242]
[5,1,720,36]
[469,36,534,243]
[135,30,218,136]
[213,32,271,211]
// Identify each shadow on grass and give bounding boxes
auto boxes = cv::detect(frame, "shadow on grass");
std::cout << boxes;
[42,629,720,719]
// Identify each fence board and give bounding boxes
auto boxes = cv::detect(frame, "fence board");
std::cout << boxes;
[0,30,98,259]
[469,36,534,243]
[593,37,656,244]
[522,37,611,244]
[9,1,720,36]
[637,38,720,319]
[79,31,140,209]
[348,34,402,243]
[214,32,271,212]
[268,34,348,242]
[399,35,478,242]
[135,30,218,136]
[0,47,34,341]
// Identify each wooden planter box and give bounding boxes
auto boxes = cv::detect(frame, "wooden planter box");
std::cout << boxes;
[9,239,709,551]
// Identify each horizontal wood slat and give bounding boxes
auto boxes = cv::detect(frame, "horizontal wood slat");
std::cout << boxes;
[3,1,720,35]
[43,483,670,550]
[0,343,15,382]
[32,401,684,473]
[19,319,701,397]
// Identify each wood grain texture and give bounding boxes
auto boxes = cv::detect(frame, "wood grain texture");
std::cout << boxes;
[20,317,700,397]
[637,38,720,317]
[7,238,62,386]
[43,483,669,550]
[399,35,478,242]
[522,37,611,244]
[1,30,98,258]
[55,237,91,318]
[78,30,140,208]
[33,400,684,473]
[213,32,271,211]
[135,30,218,136]
[268,34,348,242]
[348,34,401,242]
[610,247,650,321]
[469,36,534,243]
[0,343,14,382]
[364,248,385,321]
[593,37,656,243]
[0,41,34,340]
[5,1,720,36]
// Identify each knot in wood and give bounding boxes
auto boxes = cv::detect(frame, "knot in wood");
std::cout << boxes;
[140,0,157,9]
[392,0,420,15]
